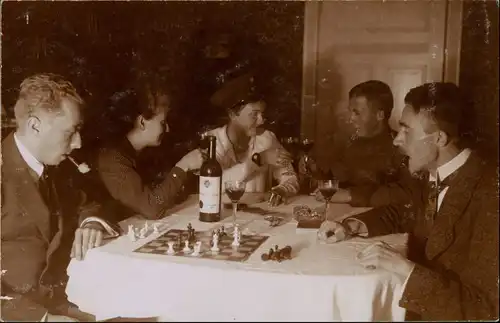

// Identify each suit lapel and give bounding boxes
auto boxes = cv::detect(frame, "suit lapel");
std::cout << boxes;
[3,134,53,243]
[425,152,484,260]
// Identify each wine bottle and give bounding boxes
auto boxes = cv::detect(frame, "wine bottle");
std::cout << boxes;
[199,135,222,222]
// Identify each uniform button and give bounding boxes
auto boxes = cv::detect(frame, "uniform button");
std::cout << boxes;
[173,174,177,178]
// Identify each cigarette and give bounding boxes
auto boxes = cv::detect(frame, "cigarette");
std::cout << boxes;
[68,156,91,174]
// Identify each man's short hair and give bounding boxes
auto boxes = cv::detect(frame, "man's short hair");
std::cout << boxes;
[14,73,83,126]
[349,80,394,121]
[404,82,469,145]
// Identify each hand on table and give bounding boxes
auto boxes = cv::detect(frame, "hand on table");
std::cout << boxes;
[317,218,367,243]
[71,223,104,261]
[356,241,415,278]
[268,185,287,207]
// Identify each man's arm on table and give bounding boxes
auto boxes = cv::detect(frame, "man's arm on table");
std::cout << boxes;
[344,203,413,237]
[347,173,499,320]
[96,148,187,220]
[400,174,499,320]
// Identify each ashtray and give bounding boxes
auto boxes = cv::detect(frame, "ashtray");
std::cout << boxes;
[293,205,325,221]
[264,215,285,227]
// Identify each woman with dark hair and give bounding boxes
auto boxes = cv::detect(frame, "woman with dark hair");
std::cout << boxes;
[95,78,204,220]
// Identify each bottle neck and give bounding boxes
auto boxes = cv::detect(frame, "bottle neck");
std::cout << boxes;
[208,138,217,160]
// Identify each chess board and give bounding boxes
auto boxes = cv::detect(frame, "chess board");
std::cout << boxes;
[134,229,269,262]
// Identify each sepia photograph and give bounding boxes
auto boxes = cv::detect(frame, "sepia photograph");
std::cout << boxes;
[0,0,498,321]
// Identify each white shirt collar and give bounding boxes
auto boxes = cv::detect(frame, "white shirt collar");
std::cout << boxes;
[429,148,471,182]
[13,132,44,177]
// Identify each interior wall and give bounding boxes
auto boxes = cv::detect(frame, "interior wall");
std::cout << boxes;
[459,0,499,159]
[1,2,304,173]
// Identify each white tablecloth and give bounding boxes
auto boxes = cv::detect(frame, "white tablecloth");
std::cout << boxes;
[66,195,407,321]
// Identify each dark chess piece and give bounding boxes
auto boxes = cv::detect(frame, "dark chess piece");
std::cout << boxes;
[220,225,226,237]
[279,246,292,260]
[261,248,274,261]
[177,235,182,249]
[271,245,280,261]
[188,227,195,244]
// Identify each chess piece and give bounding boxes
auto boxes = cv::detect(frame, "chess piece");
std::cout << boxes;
[192,241,202,257]
[190,228,196,243]
[153,223,159,234]
[183,240,192,253]
[271,245,280,261]
[211,232,220,252]
[139,229,146,239]
[280,246,292,260]
[233,224,240,238]
[231,230,240,247]
[220,225,226,237]
[127,225,137,242]
[167,241,175,255]
[177,235,182,249]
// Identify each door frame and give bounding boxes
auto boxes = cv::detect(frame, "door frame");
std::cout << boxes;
[300,0,464,140]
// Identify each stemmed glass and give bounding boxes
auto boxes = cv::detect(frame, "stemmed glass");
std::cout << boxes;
[224,180,246,233]
[317,179,339,221]
[300,138,315,167]
[299,138,315,193]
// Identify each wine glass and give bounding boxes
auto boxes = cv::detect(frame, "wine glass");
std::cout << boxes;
[224,180,246,233]
[317,179,339,221]
[300,138,315,167]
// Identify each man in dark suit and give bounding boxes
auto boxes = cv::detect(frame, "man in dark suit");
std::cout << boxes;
[1,74,116,321]
[318,82,499,320]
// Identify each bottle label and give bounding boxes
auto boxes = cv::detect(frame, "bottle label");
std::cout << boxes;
[199,176,221,214]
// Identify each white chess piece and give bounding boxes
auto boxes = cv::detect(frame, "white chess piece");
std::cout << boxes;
[139,226,147,239]
[153,223,159,234]
[127,225,137,242]
[211,232,220,252]
[167,241,175,255]
[183,240,192,253]
[232,231,240,247]
[191,241,202,256]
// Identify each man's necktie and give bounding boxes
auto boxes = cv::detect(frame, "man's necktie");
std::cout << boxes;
[38,167,60,239]
[424,170,459,222]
